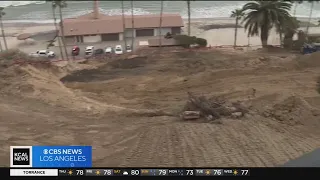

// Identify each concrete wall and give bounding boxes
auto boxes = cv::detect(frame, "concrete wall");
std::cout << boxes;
[154,27,172,36]
[119,33,124,41]
[83,35,102,43]
[124,29,136,38]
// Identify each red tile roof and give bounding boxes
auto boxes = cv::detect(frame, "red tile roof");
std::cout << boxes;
[60,13,183,36]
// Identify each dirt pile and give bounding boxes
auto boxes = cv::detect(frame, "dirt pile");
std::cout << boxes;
[294,52,320,69]
[0,62,114,114]
[262,95,320,126]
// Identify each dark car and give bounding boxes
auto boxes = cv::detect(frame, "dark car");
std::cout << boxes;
[93,48,104,56]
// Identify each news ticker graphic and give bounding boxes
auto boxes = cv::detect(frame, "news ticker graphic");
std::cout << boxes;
[6,168,320,177]
[9,168,249,176]
[10,146,92,168]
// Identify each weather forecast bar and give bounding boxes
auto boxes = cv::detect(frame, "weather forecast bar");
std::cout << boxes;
[57,168,249,176]
[6,168,319,177]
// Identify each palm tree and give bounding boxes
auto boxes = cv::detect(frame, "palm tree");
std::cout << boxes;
[121,1,127,51]
[286,0,303,17]
[50,1,64,60]
[241,1,292,48]
[293,2,298,17]
[187,0,191,36]
[0,7,8,51]
[305,0,319,35]
[159,0,164,47]
[282,17,300,48]
[131,0,134,51]
[55,0,69,61]
[277,16,299,47]
[230,9,244,48]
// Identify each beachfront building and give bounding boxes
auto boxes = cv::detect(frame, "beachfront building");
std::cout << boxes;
[57,2,183,45]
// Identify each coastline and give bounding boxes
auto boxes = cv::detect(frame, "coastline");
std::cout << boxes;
[1,17,320,50]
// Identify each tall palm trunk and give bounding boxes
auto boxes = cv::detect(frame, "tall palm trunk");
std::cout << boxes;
[187,0,191,36]
[0,39,2,52]
[59,6,69,61]
[306,1,314,35]
[0,17,7,50]
[293,2,298,17]
[159,0,164,47]
[233,18,238,48]
[52,5,64,60]
[121,1,127,50]
[131,0,134,51]
[279,31,283,47]
[260,26,269,47]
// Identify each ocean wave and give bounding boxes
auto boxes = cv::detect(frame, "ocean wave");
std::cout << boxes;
[0,1,45,7]
[1,1,319,22]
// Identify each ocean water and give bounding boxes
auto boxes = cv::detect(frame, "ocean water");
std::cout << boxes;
[0,1,320,24]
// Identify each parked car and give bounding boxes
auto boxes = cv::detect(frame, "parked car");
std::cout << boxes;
[126,45,132,53]
[85,46,94,56]
[93,48,104,56]
[29,49,55,58]
[114,45,123,55]
[105,47,114,54]
[301,43,320,54]
[72,46,80,56]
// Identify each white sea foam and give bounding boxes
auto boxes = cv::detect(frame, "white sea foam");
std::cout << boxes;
[1,0,319,24]
[0,1,45,7]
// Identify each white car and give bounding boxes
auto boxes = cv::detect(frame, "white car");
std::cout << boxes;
[29,49,55,58]
[85,46,94,55]
[114,45,123,55]
[105,47,113,54]
[126,45,132,53]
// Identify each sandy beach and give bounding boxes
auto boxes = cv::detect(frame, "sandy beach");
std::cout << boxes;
[1,17,320,51]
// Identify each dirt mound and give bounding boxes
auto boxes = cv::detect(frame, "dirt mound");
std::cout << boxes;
[262,95,320,126]
[295,52,320,68]
[0,63,113,114]
[108,56,147,69]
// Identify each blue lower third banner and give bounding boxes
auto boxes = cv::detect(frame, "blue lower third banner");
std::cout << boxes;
[32,146,92,168]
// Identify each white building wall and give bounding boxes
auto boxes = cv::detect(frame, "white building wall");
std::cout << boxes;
[124,29,136,38]
[154,27,172,36]
[83,35,102,43]
[119,33,124,41]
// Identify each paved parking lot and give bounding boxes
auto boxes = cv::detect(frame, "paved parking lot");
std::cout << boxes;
[50,37,148,59]
[19,37,152,60]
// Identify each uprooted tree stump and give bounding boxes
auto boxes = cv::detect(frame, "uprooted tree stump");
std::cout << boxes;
[181,92,248,121]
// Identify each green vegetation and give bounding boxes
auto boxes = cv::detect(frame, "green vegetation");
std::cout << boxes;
[228,1,320,48]
[174,35,207,48]
[230,9,245,48]
[241,1,292,47]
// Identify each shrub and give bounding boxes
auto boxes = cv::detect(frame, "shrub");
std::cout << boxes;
[174,35,195,48]
[0,49,29,61]
[174,35,208,48]
[196,38,207,47]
